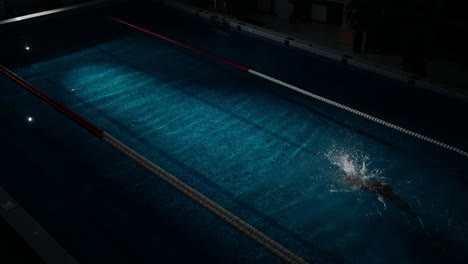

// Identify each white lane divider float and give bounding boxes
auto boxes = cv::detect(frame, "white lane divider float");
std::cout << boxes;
[106,15,468,159]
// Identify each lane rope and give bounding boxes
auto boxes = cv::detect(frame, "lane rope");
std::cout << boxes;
[102,133,308,264]
[106,16,468,159]
[0,65,103,137]
[106,15,250,71]
[248,70,468,158]
[0,64,308,264]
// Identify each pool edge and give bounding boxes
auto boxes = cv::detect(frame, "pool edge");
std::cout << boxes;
[161,0,468,103]
[0,185,79,264]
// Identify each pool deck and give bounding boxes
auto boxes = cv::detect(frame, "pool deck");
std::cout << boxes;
[0,187,78,264]
[0,217,44,264]
[170,0,468,100]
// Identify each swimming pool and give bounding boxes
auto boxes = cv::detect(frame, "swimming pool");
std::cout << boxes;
[1,2,468,264]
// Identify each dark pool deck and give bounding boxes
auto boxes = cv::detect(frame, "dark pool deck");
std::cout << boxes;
[0,217,44,264]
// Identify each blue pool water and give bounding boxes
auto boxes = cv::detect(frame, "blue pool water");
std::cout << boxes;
[1,3,468,264]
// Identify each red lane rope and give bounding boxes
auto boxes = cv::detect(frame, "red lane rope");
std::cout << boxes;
[0,64,309,264]
[105,15,468,158]
[106,15,250,72]
[0,65,104,138]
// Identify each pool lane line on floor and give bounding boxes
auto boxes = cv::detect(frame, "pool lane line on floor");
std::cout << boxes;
[106,16,468,159]
[0,65,308,264]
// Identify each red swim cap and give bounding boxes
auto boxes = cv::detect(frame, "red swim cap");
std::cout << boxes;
[373,182,383,187]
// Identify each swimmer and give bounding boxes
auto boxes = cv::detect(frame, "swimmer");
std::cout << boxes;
[346,177,418,218]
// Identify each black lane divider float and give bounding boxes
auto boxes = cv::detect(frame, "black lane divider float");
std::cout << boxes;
[0,64,309,264]
[105,16,468,159]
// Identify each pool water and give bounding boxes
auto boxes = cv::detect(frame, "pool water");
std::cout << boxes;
[1,3,467,264]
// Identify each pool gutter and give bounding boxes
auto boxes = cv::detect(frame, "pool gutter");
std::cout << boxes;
[0,186,79,264]
[0,0,126,29]
[160,0,468,102]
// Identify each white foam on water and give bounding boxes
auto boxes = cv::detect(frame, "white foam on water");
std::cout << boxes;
[376,207,382,216]
[377,195,387,209]
[324,146,394,218]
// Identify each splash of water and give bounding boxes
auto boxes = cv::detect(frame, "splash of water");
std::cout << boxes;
[325,148,382,187]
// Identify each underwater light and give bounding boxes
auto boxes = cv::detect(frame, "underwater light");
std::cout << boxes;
[27,116,33,122]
